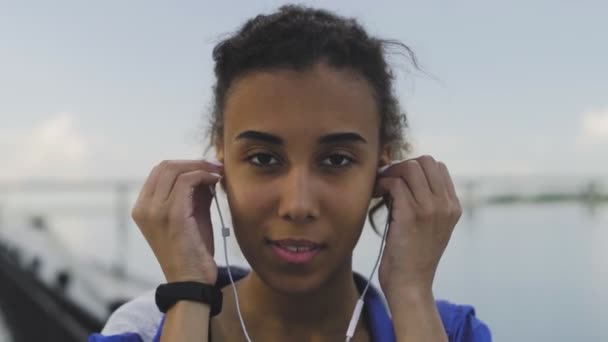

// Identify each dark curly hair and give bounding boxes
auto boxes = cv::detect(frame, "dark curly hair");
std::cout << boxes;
[205,4,418,234]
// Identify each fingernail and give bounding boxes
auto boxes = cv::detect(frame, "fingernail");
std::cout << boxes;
[377,159,407,174]
[206,156,224,167]
[377,165,390,174]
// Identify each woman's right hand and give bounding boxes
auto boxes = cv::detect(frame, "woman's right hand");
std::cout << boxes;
[131,160,224,285]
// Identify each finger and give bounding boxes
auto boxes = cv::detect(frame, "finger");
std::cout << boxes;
[167,169,221,234]
[154,160,223,203]
[167,170,221,257]
[193,184,217,257]
[374,177,416,244]
[167,169,222,215]
[398,160,433,206]
[416,155,447,197]
[438,162,458,201]
[168,170,220,252]
[374,176,416,211]
[137,164,163,202]
[377,159,432,205]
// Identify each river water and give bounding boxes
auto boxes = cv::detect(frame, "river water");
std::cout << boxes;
[2,190,606,341]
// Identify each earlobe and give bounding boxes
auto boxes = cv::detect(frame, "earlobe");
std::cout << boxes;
[211,145,226,191]
[377,152,391,176]
[377,145,391,171]
[215,138,225,165]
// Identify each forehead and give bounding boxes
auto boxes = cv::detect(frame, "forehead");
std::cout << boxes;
[223,62,380,143]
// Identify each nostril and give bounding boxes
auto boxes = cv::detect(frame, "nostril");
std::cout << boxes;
[282,211,317,222]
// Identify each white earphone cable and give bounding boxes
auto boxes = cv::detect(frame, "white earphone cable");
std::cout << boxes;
[209,183,392,342]
[209,183,253,342]
[345,198,392,342]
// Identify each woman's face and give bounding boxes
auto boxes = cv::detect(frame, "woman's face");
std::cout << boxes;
[216,62,388,294]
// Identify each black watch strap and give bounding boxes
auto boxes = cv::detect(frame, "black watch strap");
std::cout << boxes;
[155,281,223,316]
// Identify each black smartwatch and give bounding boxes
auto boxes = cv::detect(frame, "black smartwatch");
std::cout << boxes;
[155,281,223,316]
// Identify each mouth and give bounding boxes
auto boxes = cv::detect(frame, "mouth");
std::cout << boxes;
[266,238,326,264]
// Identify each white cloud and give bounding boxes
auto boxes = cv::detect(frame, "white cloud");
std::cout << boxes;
[0,112,90,179]
[0,111,206,181]
[579,106,608,145]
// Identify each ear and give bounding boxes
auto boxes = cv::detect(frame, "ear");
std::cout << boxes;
[214,136,224,164]
[214,139,227,191]
[372,145,393,199]
[377,144,392,170]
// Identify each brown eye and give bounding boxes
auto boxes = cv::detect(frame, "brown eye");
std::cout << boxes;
[248,153,279,167]
[321,154,353,168]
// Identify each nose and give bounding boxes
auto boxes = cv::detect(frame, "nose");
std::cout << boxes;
[277,166,319,223]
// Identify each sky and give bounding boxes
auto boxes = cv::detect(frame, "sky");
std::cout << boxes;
[1,0,606,182]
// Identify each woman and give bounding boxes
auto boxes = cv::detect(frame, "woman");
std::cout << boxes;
[90,5,491,342]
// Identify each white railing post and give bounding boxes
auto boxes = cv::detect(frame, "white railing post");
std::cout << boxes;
[113,182,129,278]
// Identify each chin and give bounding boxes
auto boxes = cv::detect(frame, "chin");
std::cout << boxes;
[244,249,335,295]
[241,242,352,295]
[257,266,330,296]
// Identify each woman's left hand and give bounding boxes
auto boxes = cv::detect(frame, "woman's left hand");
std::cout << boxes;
[373,155,462,297]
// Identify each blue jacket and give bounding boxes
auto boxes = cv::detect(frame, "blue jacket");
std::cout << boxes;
[89,266,491,341]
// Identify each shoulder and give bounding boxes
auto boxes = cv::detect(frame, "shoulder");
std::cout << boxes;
[436,299,492,342]
[93,289,163,342]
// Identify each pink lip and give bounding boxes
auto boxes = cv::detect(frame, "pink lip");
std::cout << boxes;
[270,238,323,248]
[270,244,322,264]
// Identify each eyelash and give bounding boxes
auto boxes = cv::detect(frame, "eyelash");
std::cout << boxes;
[246,152,355,169]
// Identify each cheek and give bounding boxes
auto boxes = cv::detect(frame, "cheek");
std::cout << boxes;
[325,179,373,242]
[224,175,275,233]
[224,175,279,267]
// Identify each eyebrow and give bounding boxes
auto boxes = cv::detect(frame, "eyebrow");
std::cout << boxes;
[235,130,367,145]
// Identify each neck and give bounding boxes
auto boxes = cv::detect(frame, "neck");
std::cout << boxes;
[237,258,362,335]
